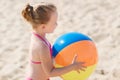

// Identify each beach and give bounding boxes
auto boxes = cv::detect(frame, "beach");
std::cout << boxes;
[0,0,120,80]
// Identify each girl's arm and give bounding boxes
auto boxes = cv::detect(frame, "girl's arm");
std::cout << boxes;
[37,43,86,77]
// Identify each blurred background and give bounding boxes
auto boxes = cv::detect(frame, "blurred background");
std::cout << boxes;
[0,0,120,80]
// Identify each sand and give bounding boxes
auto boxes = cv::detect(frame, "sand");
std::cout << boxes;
[0,0,120,80]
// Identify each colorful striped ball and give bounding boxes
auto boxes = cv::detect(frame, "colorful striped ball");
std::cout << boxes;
[52,32,98,80]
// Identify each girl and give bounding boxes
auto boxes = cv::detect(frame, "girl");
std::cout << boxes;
[22,3,86,80]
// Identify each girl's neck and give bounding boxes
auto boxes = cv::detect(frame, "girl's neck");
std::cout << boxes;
[32,30,46,39]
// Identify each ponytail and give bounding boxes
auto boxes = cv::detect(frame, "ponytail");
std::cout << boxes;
[21,3,57,28]
[22,4,35,23]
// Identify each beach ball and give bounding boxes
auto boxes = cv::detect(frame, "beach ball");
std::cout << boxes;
[52,32,98,80]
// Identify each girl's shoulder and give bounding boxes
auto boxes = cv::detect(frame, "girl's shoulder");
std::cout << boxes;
[30,39,50,60]
[31,39,49,54]
[31,35,47,49]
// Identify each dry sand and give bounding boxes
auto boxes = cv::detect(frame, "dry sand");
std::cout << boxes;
[0,0,120,80]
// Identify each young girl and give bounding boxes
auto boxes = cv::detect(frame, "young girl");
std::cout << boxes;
[22,3,86,80]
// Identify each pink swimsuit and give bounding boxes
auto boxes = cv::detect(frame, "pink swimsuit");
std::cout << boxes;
[26,32,52,80]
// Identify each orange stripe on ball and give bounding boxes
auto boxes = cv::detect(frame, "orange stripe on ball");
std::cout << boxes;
[55,40,98,67]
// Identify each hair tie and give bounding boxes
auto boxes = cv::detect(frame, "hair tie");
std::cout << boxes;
[27,4,34,19]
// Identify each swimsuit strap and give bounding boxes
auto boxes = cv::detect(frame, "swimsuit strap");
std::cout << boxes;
[31,60,41,64]
[32,32,52,56]
[32,32,49,46]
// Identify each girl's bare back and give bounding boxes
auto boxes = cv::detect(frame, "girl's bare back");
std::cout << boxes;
[26,34,52,80]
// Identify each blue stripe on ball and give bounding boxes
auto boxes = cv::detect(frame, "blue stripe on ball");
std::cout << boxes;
[52,32,92,57]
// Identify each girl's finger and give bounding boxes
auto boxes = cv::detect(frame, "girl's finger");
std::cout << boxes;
[72,54,77,63]
[80,68,86,71]
[76,70,80,73]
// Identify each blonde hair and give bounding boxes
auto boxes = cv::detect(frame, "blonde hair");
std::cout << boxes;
[22,3,57,28]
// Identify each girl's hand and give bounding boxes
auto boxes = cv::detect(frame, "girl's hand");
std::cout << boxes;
[72,54,86,73]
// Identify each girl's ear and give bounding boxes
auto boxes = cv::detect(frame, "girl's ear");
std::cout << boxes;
[41,24,46,29]
[42,26,45,29]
